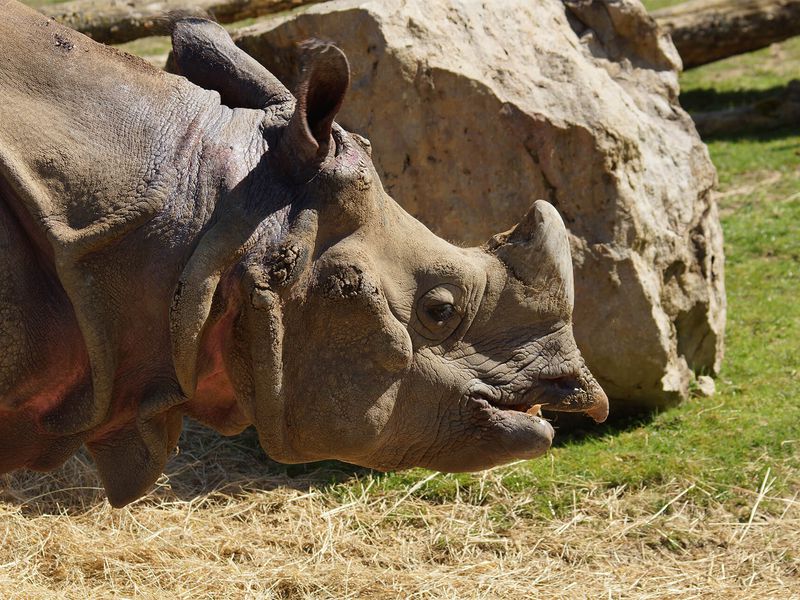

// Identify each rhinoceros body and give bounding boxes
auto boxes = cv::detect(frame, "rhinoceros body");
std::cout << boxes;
[0,1,607,506]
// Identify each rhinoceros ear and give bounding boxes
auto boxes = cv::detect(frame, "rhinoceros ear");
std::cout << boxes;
[168,17,292,108]
[278,40,350,175]
[488,200,575,311]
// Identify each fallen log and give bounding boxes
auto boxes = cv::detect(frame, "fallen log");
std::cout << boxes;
[42,0,800,66]
[691,79,800,137]
[653,0,800,69]
[40,0,326,45]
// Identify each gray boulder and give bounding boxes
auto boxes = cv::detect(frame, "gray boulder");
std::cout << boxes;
[234,0,725,408]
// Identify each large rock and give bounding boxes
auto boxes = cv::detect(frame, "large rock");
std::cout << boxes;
[234,0,726,409]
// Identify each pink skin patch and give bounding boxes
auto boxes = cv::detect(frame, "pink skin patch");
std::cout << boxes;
[0,319,90,470]
[190,303,249,434]
[13,317,90,419]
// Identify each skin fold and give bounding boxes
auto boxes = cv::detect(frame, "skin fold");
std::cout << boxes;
[0,3,608,507]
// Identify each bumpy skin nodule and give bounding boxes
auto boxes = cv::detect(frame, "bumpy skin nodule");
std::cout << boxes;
[0,2,608,507]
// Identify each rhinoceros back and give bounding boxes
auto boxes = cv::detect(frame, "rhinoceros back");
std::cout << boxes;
[0,0,185,235]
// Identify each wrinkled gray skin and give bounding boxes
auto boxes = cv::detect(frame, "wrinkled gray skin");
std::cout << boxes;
[0,2,608,507]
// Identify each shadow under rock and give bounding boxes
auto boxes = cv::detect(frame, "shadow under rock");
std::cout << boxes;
[682,82,800,140]
[696,123,800,145]
[680,84,792,114]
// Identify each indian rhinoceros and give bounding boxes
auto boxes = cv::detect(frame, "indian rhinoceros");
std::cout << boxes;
[0,1,608,507]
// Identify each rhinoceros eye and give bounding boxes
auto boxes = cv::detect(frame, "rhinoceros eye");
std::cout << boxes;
[416,284,464,341]
[427,303,456,323]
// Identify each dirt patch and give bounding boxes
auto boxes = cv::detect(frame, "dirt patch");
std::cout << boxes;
[717,169,800,216]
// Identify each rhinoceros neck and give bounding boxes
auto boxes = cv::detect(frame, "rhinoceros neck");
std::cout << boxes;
[152,98,270,240]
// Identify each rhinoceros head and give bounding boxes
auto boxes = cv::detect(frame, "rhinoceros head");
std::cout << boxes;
[169,22,608,473]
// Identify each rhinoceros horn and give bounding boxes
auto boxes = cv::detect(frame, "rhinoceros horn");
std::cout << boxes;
[488,200,575,311]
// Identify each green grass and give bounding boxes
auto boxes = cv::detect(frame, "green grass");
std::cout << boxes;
[643,0,686,10]
[681,37,800,96]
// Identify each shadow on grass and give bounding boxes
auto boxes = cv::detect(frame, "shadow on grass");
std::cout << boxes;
[172,406,665,491]
[680,85,791,114]
[0,421,370,515]
[698,124,800,145]
[681,82,800,141]
[3,405,666,514]
[158,422,373,501]
[547,404,660,446]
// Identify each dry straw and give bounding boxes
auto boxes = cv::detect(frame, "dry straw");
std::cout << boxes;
[1,421,797,599]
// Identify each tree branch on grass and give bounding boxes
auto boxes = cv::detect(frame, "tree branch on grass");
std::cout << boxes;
[692,80,800,137]
[653,0,800,69]
[40,0,328,45]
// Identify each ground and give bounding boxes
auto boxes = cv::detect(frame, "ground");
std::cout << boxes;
[2,1,799,598]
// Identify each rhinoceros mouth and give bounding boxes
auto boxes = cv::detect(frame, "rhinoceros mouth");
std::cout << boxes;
[467,384,542,417]
[467,376,609,424]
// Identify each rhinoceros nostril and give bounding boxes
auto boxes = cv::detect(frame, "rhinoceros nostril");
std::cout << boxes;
[537,372,609,423]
